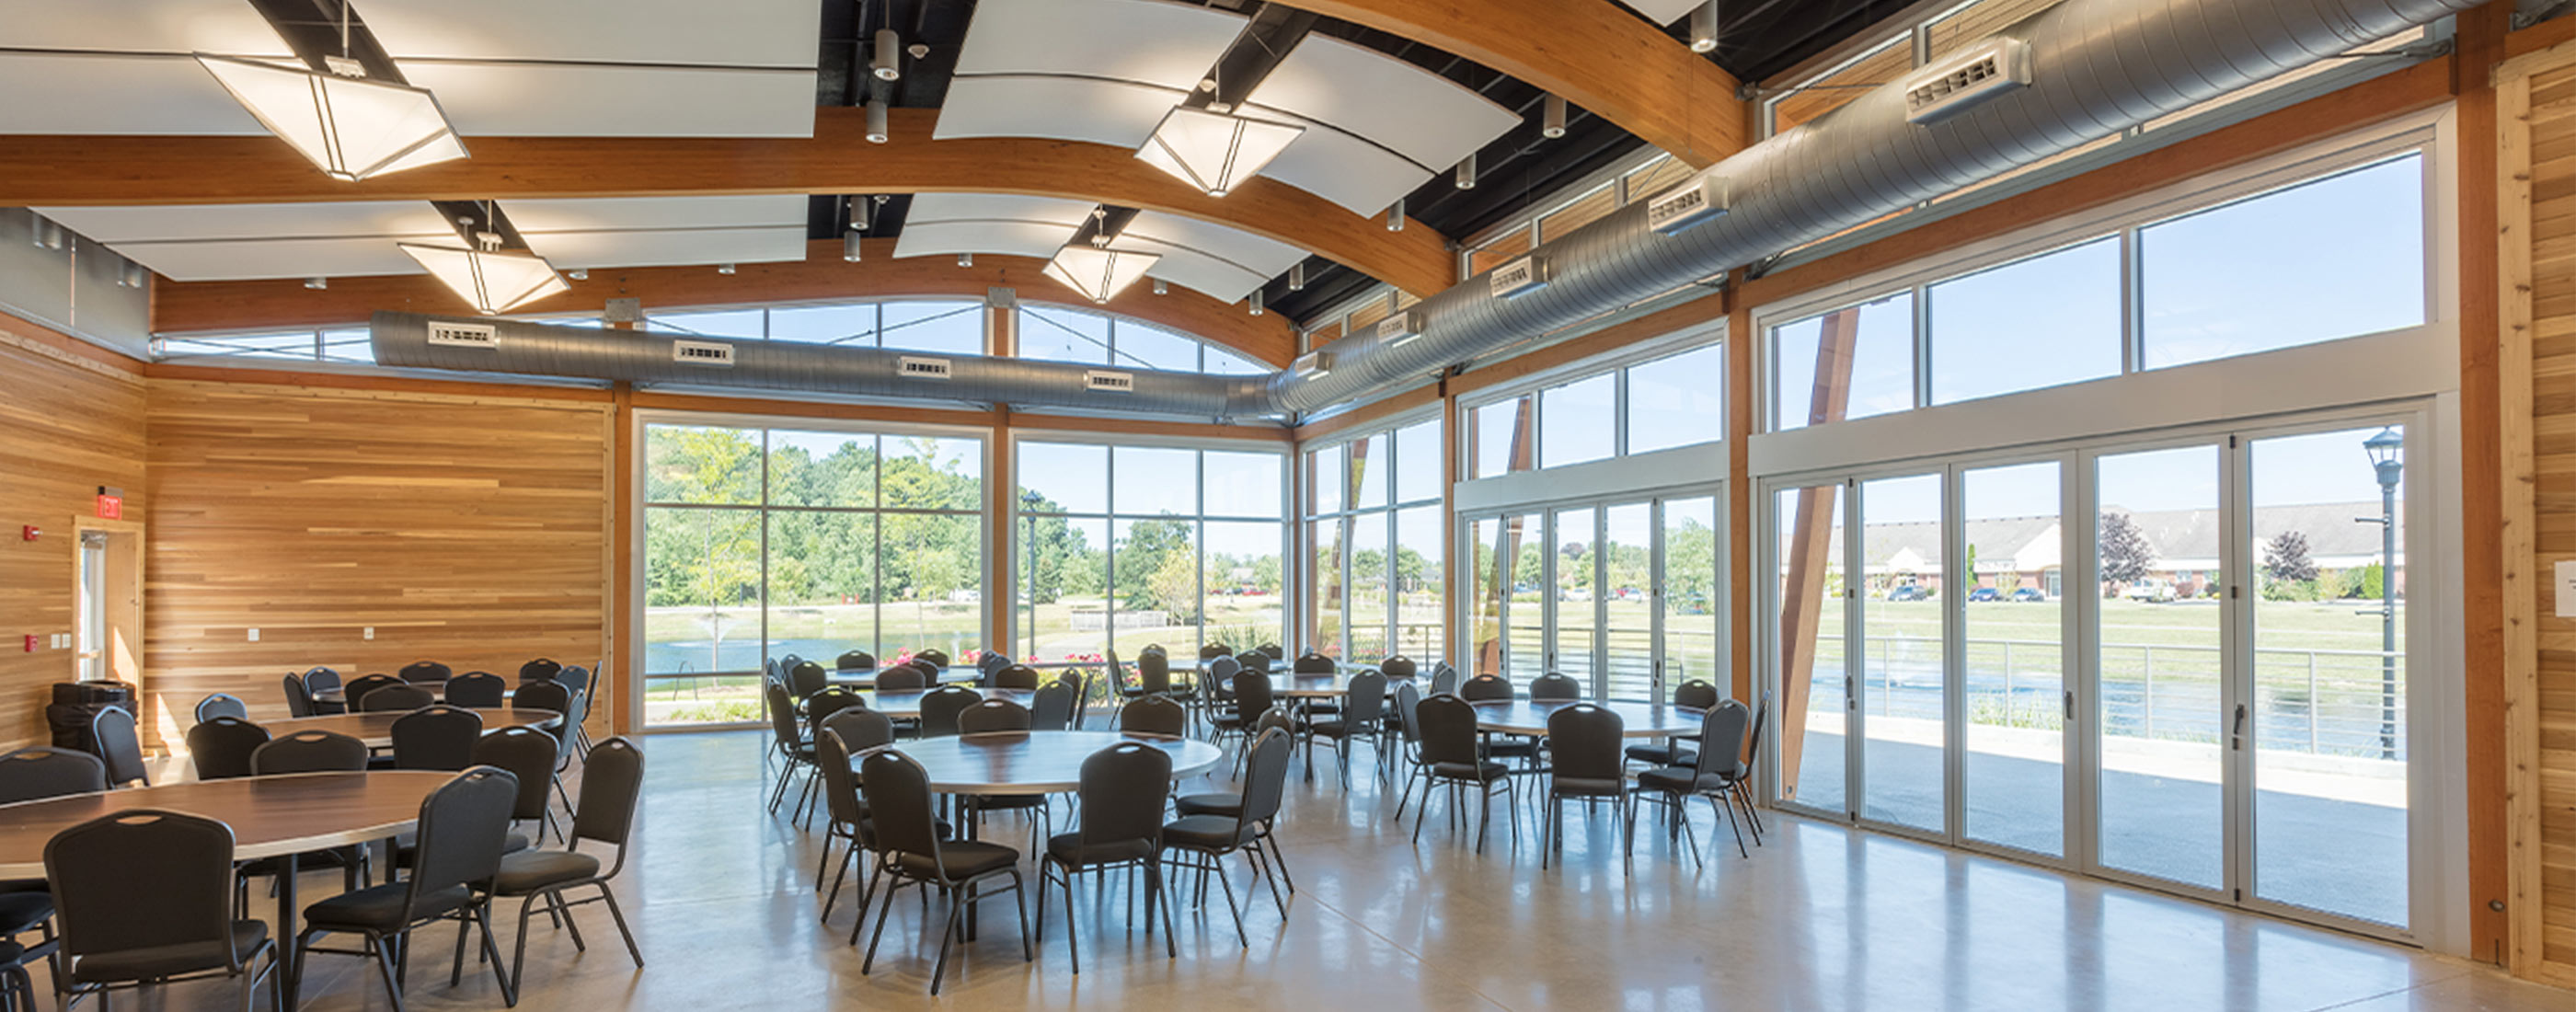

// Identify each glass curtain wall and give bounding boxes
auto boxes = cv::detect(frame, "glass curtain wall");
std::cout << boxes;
[1305,418,1444,663]
[1016,442,1284,665]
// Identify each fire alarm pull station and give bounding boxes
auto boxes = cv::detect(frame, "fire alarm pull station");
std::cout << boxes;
[18,526,35,542]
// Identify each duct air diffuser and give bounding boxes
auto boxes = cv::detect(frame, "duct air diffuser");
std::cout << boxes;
[1085,370,1136,392]
[425,321,497,349]
[1905,39,2032,124]
[899,356,954,380]
[1646,175,1731,235]
[673,340,735,367]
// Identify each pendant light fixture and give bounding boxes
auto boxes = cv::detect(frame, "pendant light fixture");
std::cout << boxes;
[196,1,466,181]
[397,201,568,315]
[1046,207,1159,304]
[1135,71,1304,198]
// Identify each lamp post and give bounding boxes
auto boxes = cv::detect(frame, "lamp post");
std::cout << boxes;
[2362,427,2403,761]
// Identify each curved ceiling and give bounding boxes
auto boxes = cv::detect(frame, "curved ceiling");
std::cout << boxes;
[894,193,1305,304]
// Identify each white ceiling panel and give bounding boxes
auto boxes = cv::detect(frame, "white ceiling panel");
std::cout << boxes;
[501,195,808,232]
[34,201,448,243]
[1253,128,1433,217]
[398,63,815,137]
[0,53,266,134]
[1127,243,1266,305]
[526,225,807,270]
[892,221,1081,261]
[933,76,1180,147]
[1123,212,1303,277]
[0,0,811,65]
[954,0,1242,89]
[903,193,1098,228]
[1246,35,1519,170]
[1619,0,1704,25]
[111,237,431,282]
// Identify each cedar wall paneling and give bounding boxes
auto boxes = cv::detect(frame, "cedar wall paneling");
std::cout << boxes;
[0,324,146,750]
[144,380,613,738]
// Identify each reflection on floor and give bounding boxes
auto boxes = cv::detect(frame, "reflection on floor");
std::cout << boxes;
[140,730,2553,1010]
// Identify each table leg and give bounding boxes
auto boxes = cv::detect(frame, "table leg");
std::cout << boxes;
[277,851,301,1009]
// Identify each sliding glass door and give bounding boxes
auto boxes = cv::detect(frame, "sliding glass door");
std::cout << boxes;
[1464,494,1721,701]
[1857,474,1946,833]
[2092,444,2226,894]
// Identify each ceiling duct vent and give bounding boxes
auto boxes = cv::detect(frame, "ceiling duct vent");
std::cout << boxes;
[673,340,735,367]
[1085,370,1136,393]
[899,356,955,381]
[1646,175,1731,236]
[1905,39,2033,124]
[1489,255,1548,299]
[424,321,497,349]
[1375,310,1423,347]
[1291,350,1332,379]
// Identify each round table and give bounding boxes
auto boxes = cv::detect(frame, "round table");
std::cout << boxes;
[825,666,984,689]
[888,730,1224,795]
[856,687,1035,719]
[311,684,518,706]
[1269,673,1415,699]
[1468,699,1706,738]
[265,706,562,747]
[0,771,455,1007]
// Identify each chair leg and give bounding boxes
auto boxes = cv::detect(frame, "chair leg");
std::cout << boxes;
[1258,823,1295,893]
[1713,792,1749,859]
[927,887,962,995]
[1251,845,1288,919]
[858,871,898,963]
[1210,853,1248,949]
[1011,872,1035,962]
[372,934,408,1012]
[1150,858,1176,959]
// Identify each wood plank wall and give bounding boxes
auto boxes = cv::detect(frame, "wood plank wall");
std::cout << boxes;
[0,322,147,750]
[143,380,614,741]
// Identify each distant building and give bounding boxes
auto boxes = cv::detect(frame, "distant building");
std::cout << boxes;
[1837,501,2404,599]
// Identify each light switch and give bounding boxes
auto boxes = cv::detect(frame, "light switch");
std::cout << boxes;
[2559,561,2576,618]
[247,627,260,642]
[363,627,374,640]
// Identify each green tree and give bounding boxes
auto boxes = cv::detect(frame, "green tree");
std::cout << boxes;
[2099,511,2156,589]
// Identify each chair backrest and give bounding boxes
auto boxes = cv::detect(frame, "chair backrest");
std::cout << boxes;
[553,666,592,699]
[392,706,485,771]
[788,661,831,698]
[872,665,926,691]
[48,810,250,975]
[301,666,343,695]
[514,679,571,716]
[1430,662,1460,696]
[1674,678,1721,711]
[571,739,646,868]
[1255,706,1295,739]
[1029,683,1075,731]
[470,727,559,823]
[193,693,247,724]
[408,767,520,906]
[764,681,803,750]
[919,685,982,738]
[1200,642,1232,661]
[1135,651,1171,694]
[804,685,863,731]
[914,648,951,670]
[1547,704,1626,782]
[90,707,147,787]
[994,664,1041,691]
[0,746,108,803]
[1293,650,1335,674]
[1057,668,1091,727]
[1233,650,1271,674]
[857,750,947,870]
[1343,670,1388,725]
[398,660,452,684]
[835,650,877,672]
[1117,696,1187,736]
[282,673,315,718]
[443,672,508,707]
[1206,655,1239,688]
[1415,695,1482,766]
[822,707,895,753]
[342,673,405,707]
[359,684,437,712]
[184,717,270,781]
[1078,742,1171,848]
[1379,655,1417,681]
[1236,728,1293,826]
[1258,644,1285,661]
[1529,673,1581,701]
[1740,691,1771,776]
[1393,682,1424,744]
[977,651,1011,676]
[814,729,868,828]
[551,688,591,746]
[958,698,1033,734]
[1692,699,1753,779]
[518,658,563,683]
[251,730,369,774]
[1231,670,1274,722]
[1461,673,1513,702]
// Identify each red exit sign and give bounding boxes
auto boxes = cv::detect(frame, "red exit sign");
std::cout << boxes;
[94,494,121,520]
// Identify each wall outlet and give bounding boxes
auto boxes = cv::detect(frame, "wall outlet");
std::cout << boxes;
[247,627,259,642]
[363,627,374,640]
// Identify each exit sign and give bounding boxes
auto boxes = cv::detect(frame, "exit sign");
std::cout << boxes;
[94,493,121,520]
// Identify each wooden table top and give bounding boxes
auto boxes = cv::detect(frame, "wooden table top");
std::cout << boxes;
[824,666,984,688]
[1267,673,1414,698]
[853,687,1036,719]
[0,771,454,878]
[884,730,1224,795]
[312,684,517,705]
[264,707,562,747]
[1469,699,1706,738]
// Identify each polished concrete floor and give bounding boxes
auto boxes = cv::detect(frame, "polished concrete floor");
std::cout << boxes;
[116,730,2576,1010]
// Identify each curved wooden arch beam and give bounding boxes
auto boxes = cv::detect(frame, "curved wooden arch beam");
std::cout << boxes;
[150,238,1301,367]
[0,109,1451,296]
[1273,0,1746,168]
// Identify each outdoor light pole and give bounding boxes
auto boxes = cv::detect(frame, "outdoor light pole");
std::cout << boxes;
[2362,427,2403,762]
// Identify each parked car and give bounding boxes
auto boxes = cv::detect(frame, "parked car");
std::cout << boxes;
[1968,588,2002,603]
[2011,587,2048,602]
[1888,584,1933,602]
[2122,581,2176,603]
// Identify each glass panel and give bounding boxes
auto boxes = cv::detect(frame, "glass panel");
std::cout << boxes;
[2095,444,2225,891]
[1111,319,1201,372]
[2141,155,2425,369]
[650,308,765,339]
[1552,508,1596,696]
[1202,451,1282,519]
[1627,344,1727,454]
[1309,518,1346,659]
[1771,38,1910,132]
[1019,305,1112,364]
[1112,516,1199,657]
[1602,504,1653,701]
[1503,513,1547,684]
[644,425,761,505]
[1927,0,2067,61]
[1468,227,1532,278]
[1394,506,1444,663]
[1859,473,1945,832]
[1204,346,1269,374]
[1930,237,2122,405]
[1539,182,1618,242]
[880,301,985,355]
[1962,461,2065,857]
[765,511,879,666]
[1473,396,1535,478]
[1395,420,1442,504]
[883,436,981,511]
[880,512,982,661]
[766,431,876,508]
[1309,446,1344,516]
[1351,433,1390,510]
[1348,512,1392,661]
[1773,293,1915,431]
[2248,426,2408,927]
[1469,517,1505,674]
[769,304,878,346]
[1775,486,1846,814]
[318,328,374,363]
[1204,521,1285,658]
[1022,515,1110,664]
[1113,446,1197,518]
[1541,374,1616,468]
[642,507,761,725]
[1018,443,1107,515]
[159,331,317,360]
[1627,155,1696,199]
[1662,497,1720,696]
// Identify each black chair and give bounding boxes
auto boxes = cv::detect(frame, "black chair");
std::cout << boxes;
[1029,683,1075,731]
[1307,670,1387,786]
[1737,691,1772,840]
[516,659,563,684]
[1429,662,1460,696]
[956,704,1046,850]
[1388,682,1432,822]
[918,685,981,738]
[1461,673,1513,701]
[472,728,564,845]
[913,648,951,670]
[294,766,520,1010]
[958,699,1032,734]
[359,684,436,713]
[1057,668,1092,730]
[1038,742,1175,973]
[855,750,1031,995]
[513,679,570,718]
[1161,727,1293,948]
[1627,679,1721,767]
[552,668,596,754]
[185,717,270,781]
[814,712,895,916]
[1233,650,1271,675]
[1529,673,1582,701]
[88,707,146,788]
[1541,704,1631,870]
[993,664,1041,691]
[251,730,370,775]
[835,650,877,672]
[1201,655,1240,729]
[302,667,347,715]
[492,738,645,991]
[1292,651,1334,676]
[1117,696,1187,737]
[788,661,831,701]
[1629,700,1755,863]
[1125,651,1172,698]
[1209,670,1272,757]
[552,666,592,701]
[282,673,316,719]
[194,693,247,724]
[803,686,865,740]
[0,747,105,805]
[976,651,1011,679]
[1257,644,1284,661]
[1411,695,1518,853]
[443,672,508,708]
[873,665,926,691]
[397,661,452,684]
[391,706,484,771]
[1200,643,1233,663]
[48,810,280,1010]
[764,682,820,822]
[1379,656,1418,681]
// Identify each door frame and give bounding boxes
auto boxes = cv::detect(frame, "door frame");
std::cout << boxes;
[1457,481,1728,702]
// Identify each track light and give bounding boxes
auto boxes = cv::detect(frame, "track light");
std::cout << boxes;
[1152,278,1167,295]
[1455,154,1476,190]
[866,98,889,144]
[1288,263,1305,291]
[872,29,902,81]
[31,219,63,250]
[958,252,973,268]
[1387,198,1404,232]
[305,276,328,290]
[844,231,864,262]
[718,263,737,275]
[1690,1,1719,54]
[568,268,588,281]
[1249,288,1264,316]
[1542,95,1567,138]
[120,262,147,289]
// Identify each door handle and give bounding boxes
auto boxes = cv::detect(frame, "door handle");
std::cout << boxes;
[2063,690,2074,721]
[2230,704,2248,751]
[1846,675,1856,711]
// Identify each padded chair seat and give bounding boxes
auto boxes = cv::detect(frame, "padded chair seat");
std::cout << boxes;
[1160,814,1255,851]
[71,921,266,983]
[1171,791,1241,819]
[494,849,603,895]
[891,841,1018,882]
[1431,760,1510,782]
[393,832,530,869]
[1635,766,1727,794]
[1624,743,1688,766]
[1307,719,1367,740]
[0,890,51,936]
[1551,776,1627,799]
[1208,714,1247,730]
[1045,833,1155,868]
[1484,739,1540,759]
[304,882,474,933]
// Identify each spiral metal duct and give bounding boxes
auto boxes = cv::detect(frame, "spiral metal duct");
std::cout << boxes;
[376,0,2473,420]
